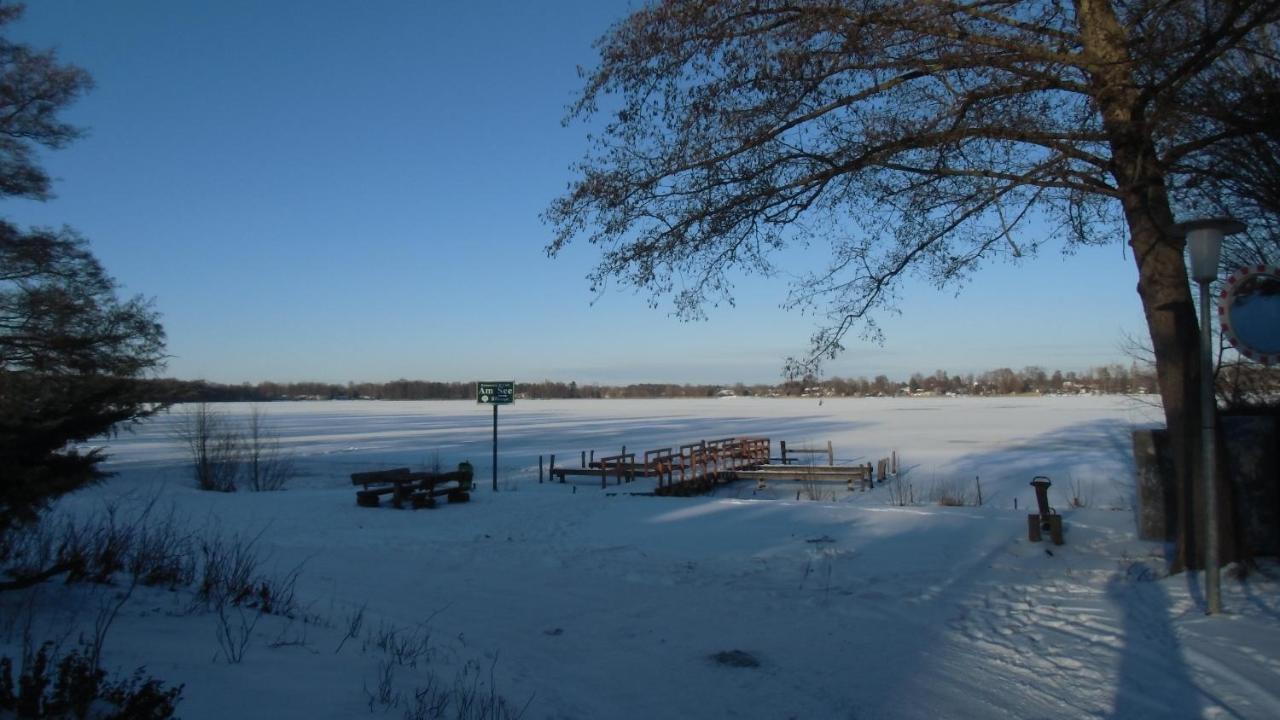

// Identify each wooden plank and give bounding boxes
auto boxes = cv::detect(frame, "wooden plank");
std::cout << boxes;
[737,468,875,479]
[351,467,473,488]
[351,467,411,486]
[736,465,870,477]
[588,461,653,474]
[644,447,675,489]
[551,467,616,477]
[734,470,869,482]
[750,464,869,474]
[599,452,636,486]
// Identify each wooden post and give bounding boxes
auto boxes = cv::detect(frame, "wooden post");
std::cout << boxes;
[551,454,558,483]
[975,476,983,506]
[827,440,834,466]
[780,440,788,464]
[892,450,897,475]
[1049,515,1064,545]
[492,404,498,492]
[590,449,595,464]
[539,455,544,484]
[581,450,586,468]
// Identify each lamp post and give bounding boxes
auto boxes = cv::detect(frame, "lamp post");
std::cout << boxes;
[1178,217,1245,615]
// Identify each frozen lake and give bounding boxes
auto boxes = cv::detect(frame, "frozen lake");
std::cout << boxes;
[103,394,1164,510]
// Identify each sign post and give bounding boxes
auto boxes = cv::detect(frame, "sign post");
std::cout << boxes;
[476,381,515,491]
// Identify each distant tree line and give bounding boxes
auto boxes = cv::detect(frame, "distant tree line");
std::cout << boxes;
[137,362,1206,403]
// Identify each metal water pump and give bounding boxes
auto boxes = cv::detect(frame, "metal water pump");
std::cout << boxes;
[1027,476,1064,545]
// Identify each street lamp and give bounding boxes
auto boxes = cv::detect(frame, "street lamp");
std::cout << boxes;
[1177,217,1245,615]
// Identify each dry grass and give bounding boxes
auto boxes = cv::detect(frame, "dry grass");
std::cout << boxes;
[928,478,971,507]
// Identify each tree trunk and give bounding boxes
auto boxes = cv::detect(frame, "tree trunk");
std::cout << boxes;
[1077,0,1235,572]
[1125,204,1203,572]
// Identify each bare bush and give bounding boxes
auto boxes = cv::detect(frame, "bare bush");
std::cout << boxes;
[335,602,367,654]
[268,615,311,650]
[362,645,531,720]
[195,533,259,610]
[1066,474,1093,509]
[0,498,197,593]
[213,602,261,664]
[0,507,300,621]
[0,642,182,718]
[446,658,531,720]
[928,478,970,507]
[127,510,195,590]
[85,578,138,670]
[405,672,449,720]
[243,405,295,492]
[69,504,132,584]
[886,477,915,507]
[365,622,435,670]
[174,403,241,492]
[193,530,300,618]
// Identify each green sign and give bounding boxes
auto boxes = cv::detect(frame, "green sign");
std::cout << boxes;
[477,381,515,405]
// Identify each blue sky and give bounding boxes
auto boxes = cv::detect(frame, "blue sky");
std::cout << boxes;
[5,1,1150,385]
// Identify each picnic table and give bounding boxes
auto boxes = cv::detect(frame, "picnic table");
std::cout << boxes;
[352,462,474,509]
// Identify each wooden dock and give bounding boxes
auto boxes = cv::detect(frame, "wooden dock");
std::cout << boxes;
[735,463,875,491]
[547,437,770,493]
[542,438,895,497]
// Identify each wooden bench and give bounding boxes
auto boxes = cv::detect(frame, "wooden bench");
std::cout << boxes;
[352,464,474,509]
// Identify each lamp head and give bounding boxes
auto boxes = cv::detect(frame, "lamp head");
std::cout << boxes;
[1175,218,1246,284]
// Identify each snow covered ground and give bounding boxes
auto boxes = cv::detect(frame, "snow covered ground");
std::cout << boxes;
[5,396,1280,719]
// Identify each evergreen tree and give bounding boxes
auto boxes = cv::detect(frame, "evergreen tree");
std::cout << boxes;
[0,5,165,532]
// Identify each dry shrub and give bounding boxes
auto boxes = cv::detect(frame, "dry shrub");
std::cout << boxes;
[928,478,970,507]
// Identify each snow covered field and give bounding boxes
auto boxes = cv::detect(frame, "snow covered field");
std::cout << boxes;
[6,396,1280,719]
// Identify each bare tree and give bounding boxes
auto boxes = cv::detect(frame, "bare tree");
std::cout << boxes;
[1180,20,1280,270]
[243,405,294,492]
[548,0,1280,570]
[174,403,240,492]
